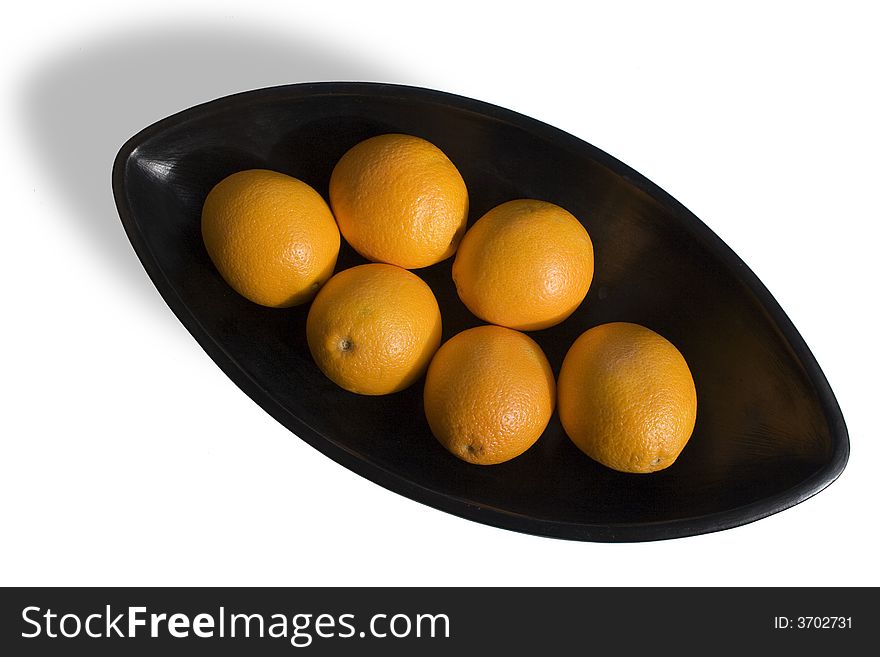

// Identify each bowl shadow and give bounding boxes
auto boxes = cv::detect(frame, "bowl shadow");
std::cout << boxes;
[17,20,403,303]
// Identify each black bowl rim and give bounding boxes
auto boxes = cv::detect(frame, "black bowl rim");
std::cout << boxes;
[111,81,849,542]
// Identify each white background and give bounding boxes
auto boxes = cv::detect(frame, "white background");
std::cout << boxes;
[2,0,878,586]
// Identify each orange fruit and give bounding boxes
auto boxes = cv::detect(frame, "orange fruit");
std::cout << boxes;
[329,133,469,269]
[306,263,442,395]
[424,325,555,465]
[557,322,697,473]
[452,199,594,331]
[201,169,340,308]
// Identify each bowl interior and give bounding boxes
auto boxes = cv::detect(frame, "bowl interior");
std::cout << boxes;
[115,84,845,540]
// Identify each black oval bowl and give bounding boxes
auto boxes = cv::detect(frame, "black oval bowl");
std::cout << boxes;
[112,82,848,542]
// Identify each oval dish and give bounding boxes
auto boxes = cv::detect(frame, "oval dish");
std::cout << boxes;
[112,82,848,542]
